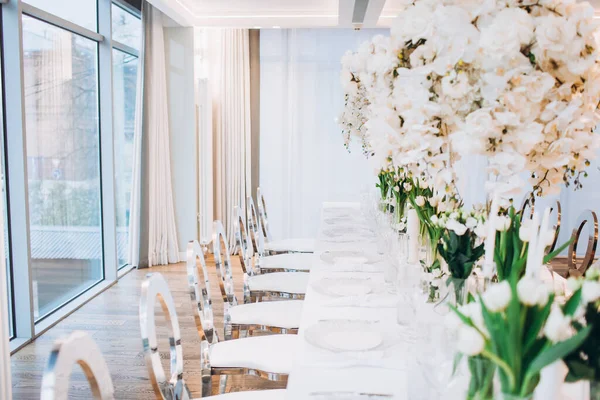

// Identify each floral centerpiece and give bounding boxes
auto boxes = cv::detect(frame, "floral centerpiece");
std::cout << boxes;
[564,268,600,398]
[450,276,591,399]
[435,206,486,305]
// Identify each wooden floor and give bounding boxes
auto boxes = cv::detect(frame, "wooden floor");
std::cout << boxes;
[10,257,285,399]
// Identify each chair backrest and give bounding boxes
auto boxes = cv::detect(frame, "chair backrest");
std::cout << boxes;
[547,200,562,254]
[519,194,535,222]
[257,188,273,241]
[139,273,191,400]
[186,240,217,345]
[568,209,598,277]
[40,331,114,400]
[246,196,265,254]
[213,220,238,308]
[234,206,255,275]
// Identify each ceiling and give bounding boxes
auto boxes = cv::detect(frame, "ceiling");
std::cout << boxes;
[151,0,600,28]
[149,0,403,28]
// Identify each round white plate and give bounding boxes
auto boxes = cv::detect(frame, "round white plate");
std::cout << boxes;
[320,250,382,265]
[312,277,379,297]
[304,320,386,352]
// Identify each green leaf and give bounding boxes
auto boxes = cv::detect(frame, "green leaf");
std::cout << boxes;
[562,288,582,317]
[523,296,553,353]
[525,325,592,381]
[543,237,573,264]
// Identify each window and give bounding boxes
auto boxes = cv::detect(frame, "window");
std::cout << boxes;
[112,50,137,267]
[112,3,141,49]
[22,15,103,320]
[0,44,12,339]
[24,0,97,32]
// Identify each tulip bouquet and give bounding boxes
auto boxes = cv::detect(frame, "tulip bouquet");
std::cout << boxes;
[564,268,600,391]
[450,275,591,399]
[435,206,486,305]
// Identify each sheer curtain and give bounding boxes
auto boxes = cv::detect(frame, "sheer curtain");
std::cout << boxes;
[128,4,180,267]
[260,29,387,240]
[196,29,252,250]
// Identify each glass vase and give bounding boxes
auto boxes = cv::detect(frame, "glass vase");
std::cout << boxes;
[449,277,469,307]
[467,356,495,400]
[591,380,600,400]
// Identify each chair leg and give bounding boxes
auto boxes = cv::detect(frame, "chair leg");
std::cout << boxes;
[219,375,228,394]
[201,372,212,397]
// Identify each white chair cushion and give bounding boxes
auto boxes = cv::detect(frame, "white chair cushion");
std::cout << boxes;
[264,238,315,253]
[259,253,316,271]
[228,300,303,329]
[247,272,309,294]
[202,389,286,400]
[209,334,297,374]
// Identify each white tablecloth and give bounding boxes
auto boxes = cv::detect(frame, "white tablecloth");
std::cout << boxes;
[285,202,588,400]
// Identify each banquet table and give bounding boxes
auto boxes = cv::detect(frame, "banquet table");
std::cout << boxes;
[285,202,588,400]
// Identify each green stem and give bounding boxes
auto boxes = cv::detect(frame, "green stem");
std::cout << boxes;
[482,349,516,392]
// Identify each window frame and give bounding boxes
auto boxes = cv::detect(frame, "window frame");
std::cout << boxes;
[0,0,142,353]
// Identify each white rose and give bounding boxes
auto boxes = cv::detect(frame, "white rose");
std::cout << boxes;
[535,15,577,54]
[465,217,477,229]
[391,2,435,43]
[482,281,512,312]
[457,326,485,356]
[544,306,573,343]
[446,219,468,236]
[415,196,426,207]
[582,280,600,304]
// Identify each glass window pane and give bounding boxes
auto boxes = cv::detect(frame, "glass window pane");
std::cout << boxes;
[22,16,103,320]
[112,49,138,268]
[0,48,12,339]
[24,0,97,33]
[111,4,141,50]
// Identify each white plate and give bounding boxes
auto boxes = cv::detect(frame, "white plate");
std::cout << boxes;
[312,277,379,297]
[320,250,382,265]
[304,320,387,352]
[322,228,373,238]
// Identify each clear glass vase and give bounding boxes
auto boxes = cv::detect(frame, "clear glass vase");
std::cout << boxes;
[591,380,600,400]
[449,277,469,307]
[467,356,495,400]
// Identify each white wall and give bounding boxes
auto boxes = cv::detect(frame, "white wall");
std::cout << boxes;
[260,29,388,240]
[164,26,197,260]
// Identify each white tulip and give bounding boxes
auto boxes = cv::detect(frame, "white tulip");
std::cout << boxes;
[544,306,573,343]
[567,277,583,293]
[429,196,439,207]
[582,280,600,304]
[517,276,550,307]
[495,216,511,232]
[446,219,468,236]
[415,196,426,207]
[457,326,485,356]
[465,217,478,229]
[519,218,534,242]
[403,182,413,191]
[482,281,512,312]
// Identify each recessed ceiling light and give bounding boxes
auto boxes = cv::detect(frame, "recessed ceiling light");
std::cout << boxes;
[272,25,281,29]
[253,26,262,29]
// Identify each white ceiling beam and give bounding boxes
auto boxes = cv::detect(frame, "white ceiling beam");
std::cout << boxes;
[338,0,356,28]
[362,0,386,27]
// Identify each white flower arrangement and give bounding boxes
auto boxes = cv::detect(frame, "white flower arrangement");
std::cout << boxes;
[450,275,591,397]
[341,0,600,198]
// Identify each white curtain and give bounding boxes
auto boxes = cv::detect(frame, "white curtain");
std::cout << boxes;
[260,29,386,240]
[202,29,252,250]
[127,2,146,267]
[128,4,180,267]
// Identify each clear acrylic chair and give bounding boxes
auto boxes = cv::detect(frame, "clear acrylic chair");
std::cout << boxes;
[40,331,114,400]
[236,205,314,274]
[140,272,295,398]
[187,239,301,339]
[217,218,308,303]
[567,209,598,277]
[247,194,315,254]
